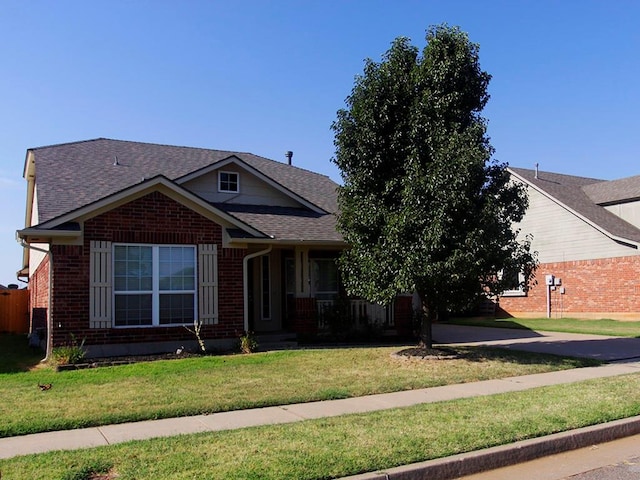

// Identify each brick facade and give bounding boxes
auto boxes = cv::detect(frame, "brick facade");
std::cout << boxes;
[48,192,247,352]
[289,297,318,335]
[498,256,640,319]
[29,254,50,325]
[36,190,418,355]
[393,295,414,336]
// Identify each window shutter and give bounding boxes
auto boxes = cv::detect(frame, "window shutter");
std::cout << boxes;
[198,244,218,325]
[90,240,112,329]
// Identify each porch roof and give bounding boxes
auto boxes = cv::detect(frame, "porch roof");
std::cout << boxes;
[217,204,343,243]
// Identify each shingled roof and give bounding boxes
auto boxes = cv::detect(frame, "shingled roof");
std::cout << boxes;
[582,174,640,205]
[508,167,640,246]
[27,138,342,243]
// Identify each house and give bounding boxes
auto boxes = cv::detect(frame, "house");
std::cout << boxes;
[17,138,413,358]
[498,166,640,320]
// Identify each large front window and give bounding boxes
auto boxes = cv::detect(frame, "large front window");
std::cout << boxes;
[114,245,196,327]
[311,258,339,301]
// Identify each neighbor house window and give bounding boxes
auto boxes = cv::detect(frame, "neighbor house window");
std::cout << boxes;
[500,269,527,297]
[218,171,239,193]
[113,245,196,327]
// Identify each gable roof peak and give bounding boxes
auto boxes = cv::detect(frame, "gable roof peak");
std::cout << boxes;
[508,166,640,246]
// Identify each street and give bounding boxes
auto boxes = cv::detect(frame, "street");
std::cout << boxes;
[458,433,640,480]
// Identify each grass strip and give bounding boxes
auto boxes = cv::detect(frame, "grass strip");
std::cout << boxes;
[448,317,640,337]
[1,374,639,480]
[0,343,595,438]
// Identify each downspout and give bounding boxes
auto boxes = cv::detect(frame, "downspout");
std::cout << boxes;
[243,245,272,332]
[17,238,53,362]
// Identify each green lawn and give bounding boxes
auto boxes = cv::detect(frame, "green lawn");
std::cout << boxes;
[0,334,596,438]
[448,317,640,337]
[1,374,639,480]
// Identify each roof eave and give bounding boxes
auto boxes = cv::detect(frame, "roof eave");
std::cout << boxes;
[17,227,82,243]
[231,237,347,248]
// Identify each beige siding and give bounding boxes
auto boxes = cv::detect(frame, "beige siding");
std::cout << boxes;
[515,185,636,263]
[604,200,640,229]
[183,166,300,207]
[29,187,48,275]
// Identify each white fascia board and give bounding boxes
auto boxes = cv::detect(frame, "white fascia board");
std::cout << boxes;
[235,237,347,248]
[16,227,82,242]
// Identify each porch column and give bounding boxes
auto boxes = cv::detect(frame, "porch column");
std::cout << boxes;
[295,246,310,298]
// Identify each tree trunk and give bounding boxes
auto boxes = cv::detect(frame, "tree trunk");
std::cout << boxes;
[417,291,435,349]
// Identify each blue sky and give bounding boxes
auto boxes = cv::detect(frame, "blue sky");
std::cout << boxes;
[1,1,639,286]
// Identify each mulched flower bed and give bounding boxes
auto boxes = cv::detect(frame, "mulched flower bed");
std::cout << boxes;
[391,346,460,360]
[55,351,206,371]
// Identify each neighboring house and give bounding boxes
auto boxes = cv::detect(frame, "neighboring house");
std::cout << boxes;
[498,167,640,320]
[17,138,413,358]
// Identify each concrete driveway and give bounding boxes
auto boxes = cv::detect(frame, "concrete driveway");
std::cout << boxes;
[433,324,640,362]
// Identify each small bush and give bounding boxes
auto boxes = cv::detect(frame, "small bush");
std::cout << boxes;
[51,335,86,365]
[238,331,258,354]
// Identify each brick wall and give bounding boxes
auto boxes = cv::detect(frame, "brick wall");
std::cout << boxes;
[393,295,414,336]
[49,191,246,349]
[29,254,50,324]
[498,256,640,319]
[290,297,318,335]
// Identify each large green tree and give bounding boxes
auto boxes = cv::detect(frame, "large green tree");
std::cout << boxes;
[331,25,536,348]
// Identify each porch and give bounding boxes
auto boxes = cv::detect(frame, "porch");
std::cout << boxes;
[317,298,395,334]
[246,246,415,339]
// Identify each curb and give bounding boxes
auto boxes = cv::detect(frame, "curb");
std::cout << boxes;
[340,415,640,480]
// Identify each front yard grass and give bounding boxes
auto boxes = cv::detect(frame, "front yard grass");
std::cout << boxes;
[448,317,640,337]
[1,374,639,480]
[0,336,596,438]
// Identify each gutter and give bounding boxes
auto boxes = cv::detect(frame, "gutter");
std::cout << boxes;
[17,238,53,363]
[242,245,272,332]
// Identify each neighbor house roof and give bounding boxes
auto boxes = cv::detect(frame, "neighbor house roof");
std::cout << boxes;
[508,167,640,246]
[582,174,640,205]
[25,138,342,244]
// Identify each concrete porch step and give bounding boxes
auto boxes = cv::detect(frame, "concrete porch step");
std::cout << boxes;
[255,332,298,351]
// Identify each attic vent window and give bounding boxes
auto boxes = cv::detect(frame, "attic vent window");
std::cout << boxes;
[218,171,239,193]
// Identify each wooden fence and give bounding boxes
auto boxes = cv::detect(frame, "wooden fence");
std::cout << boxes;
[0,289,29,334]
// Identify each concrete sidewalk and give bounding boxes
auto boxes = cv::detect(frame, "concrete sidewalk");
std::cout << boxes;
[2,359,640,460]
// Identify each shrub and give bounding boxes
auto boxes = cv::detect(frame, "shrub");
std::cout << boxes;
[238,331,258,354]
[51,334,86,365]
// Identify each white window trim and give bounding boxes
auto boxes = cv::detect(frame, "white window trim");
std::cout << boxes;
[112,244,198,328]
[218,171,240,193]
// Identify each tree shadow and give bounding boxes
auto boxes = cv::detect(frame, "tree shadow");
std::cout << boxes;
[433,322,545,344]
[488,337,640,362]
[0,334,44,373]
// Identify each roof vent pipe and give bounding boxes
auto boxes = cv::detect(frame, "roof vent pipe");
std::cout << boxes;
[113,155,120,166]
[285,151,293,165]
[535,162,539,179]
